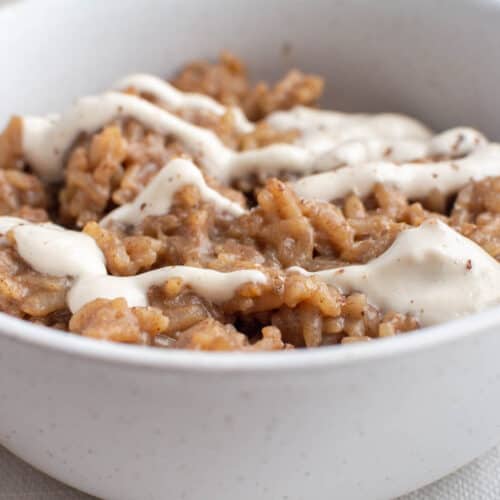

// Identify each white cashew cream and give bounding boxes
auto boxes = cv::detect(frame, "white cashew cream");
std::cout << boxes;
[3,215,498,323]
[22,92,232,182]
[312,126,487,171]
[0,218,266,313]
[20,91,319,182]
[22,74,487,183]
[292,143,500,202]
[267,105,432,155]
[67,267,267,313]
[113,73,254,133]
[289,220,500,326]
[101,157,246,226]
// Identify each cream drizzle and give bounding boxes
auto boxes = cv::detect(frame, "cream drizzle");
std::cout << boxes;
[22,92,233,182]
[0,217,107,277]
[292,143,500,202]
[67,267,266,313]
[429,127,486,157]
[23,79,478,183]
[122,77,488,167]
[113,73,254,133]
[2,216,499,326]
[13,224,107,278]
[101,158,245,226]
[122,76,485,167]
[289,220,500,326]
[22,92,320,183]
[0,217,266,313]
[313,127,487,170]
[267,105,433,155]
[112,74,442,164]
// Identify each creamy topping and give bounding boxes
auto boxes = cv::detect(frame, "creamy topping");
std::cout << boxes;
[293,143,500,202]
[22,77,464,183]
[313,127,487,170]
[101,158,245,226]
[0,216,30,234]
[0,217,266,313]
[313,138,429,170]
[22,92,233,182]
[67,267,266,313]
[13,224,107,278]
[268,106,432,139]
[290,220,500,326]
[267,105,432,155]
[2,216,500,324]
[0,217,106,276]
[22,92,321,183]
[22,90,489,185]
[114,76,451,164]
[113,73,254,133]
[428,127,487,157]
[113,76,447,162]
[21,75,490,186]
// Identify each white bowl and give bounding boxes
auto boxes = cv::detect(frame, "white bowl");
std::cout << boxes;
[1,1,500,499]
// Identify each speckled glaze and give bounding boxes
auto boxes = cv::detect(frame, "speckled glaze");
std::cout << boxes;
[2,1,500,499]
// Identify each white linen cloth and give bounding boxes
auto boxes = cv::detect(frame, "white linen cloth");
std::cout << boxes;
[1,445,499,499]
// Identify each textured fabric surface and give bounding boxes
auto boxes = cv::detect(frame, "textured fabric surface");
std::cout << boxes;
[0,446,93,499]
[0,445,498,499]
[402,446,500,500]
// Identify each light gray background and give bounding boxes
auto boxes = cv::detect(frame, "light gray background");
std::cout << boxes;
[1,444,500,499]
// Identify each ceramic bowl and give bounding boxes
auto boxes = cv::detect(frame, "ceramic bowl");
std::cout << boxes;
[1,1,500,499]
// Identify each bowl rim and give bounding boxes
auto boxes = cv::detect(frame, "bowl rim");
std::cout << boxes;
[0,306,498,373]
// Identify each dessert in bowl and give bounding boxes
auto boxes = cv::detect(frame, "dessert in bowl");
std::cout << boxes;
[0,56,498,350]
[1,1,500,499]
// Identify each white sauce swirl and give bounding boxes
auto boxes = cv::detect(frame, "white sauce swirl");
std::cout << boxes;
[101,158,245,226]
[267,105,432,155]
[0,218,266,313]
[2,216,499,324]
[21,90,488,185]
[113,73,254,133]
[22,92,232,182]
[313,127,486,170]
[67,267,266,313]
[21,92,321,183]
[24,75,481,183]
[14,224,107,277]
[293,143,500,202]
[290,220,500,326]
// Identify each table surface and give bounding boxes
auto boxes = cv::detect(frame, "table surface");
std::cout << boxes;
[1,444,500,500]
